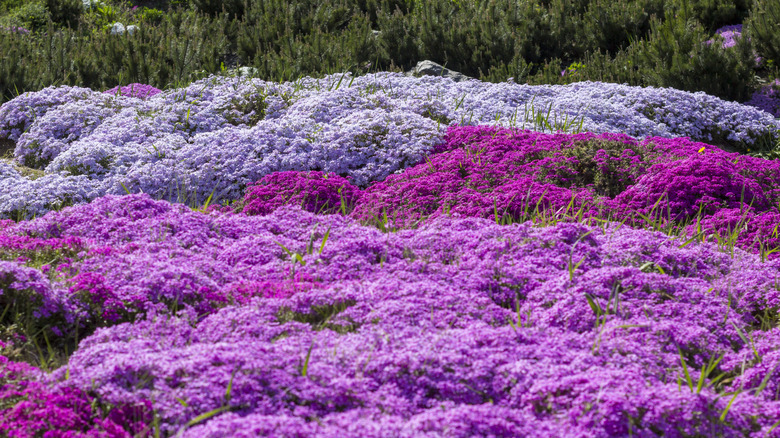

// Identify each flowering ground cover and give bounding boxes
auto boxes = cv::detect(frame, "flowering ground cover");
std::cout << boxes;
[234,126,780,259]
[2,194,780,436]
[1,73,778,219]
[1,72,780,436]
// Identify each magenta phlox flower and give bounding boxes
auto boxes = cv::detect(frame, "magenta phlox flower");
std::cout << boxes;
[0,356,145,437]
[612,153,770,222]
[242,171,362,216]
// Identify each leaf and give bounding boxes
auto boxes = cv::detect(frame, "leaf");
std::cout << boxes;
[679,231,706,249]
[274,241,293,256]
[767,418,780,435]
[184,405,230,428]
[584,293,601,316]
[318,226,331,255]
[678,346,693,392]
[306,223,319,255]
[755,362,778,397]
[719,390,741,422]
[302,339,315,378]
[199,189,215,212]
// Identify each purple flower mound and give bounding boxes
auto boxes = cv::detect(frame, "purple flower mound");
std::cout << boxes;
[345,127,780,247]
[0,26,30,35]
[0,193,776,435]
[694,208,780,257]
[612,153,771,222]
[2,72,779,219]
[708,24,744,49]
[0,86,99,142]
[0,356,148,437]
[241,171,362,216]
[231,126,780,256]
[745,79,780,118]
[351,127,647,227]
[102,83,161,100]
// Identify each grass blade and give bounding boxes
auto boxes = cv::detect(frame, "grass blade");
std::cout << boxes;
[719,390,741,422]
[184,406,230,428]
[302,340,315,378]
[318,226,331,255]
[678,346,693,392]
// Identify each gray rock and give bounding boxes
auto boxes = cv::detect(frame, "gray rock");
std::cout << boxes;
[82,0,101,10]
[405,60,472,82]
[236,66,258,77]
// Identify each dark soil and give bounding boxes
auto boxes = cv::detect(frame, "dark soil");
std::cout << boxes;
[0,138,14,158]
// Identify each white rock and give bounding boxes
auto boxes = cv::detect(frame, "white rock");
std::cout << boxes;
[237,66,258,76]
[110,22,126,35]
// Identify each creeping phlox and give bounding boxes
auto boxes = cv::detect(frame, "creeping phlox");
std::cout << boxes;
[0,188,778,435]
[0,73,777,219]
[2,74,780,437]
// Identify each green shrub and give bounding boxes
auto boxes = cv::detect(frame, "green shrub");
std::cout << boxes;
[190,0,245,17]
[2,1,50,33]
[45,0,82,28]
[667,0,754,32]
[0,0,25,13]
[0,9,232,102]
[747,0,780,68]
[0,0,770,105]
[92,9,231,88]
[579,0,663,54]
[137,7,165,24]
[634,13,756,101]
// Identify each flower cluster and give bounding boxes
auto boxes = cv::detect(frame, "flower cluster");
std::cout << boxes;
[0,193,774,435]
[0,26,30,35]
[745,79,780,118]
[2,72,780,436]
[284,126,778,257]
[241,171,362,216]
[0,72,777,218]
[102,83,161,100]
[0,355,148,437]
[708,24,744,49]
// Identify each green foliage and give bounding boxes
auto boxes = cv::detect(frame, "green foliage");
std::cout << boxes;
[634,13,756,101]
[190,0,245,17]
[0,9,231,102]
[45,0,83,28]
[579,0,663,54]
[0,0,770,104]
[748,0,780,68]
[276,300,359,334]
[137,7,165,24]
[0,0,25,13]
[237,0,383,81]
[1,1,50,32]
[666,0,754,32]
[91,3,121,27]
[535,138,653,198]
